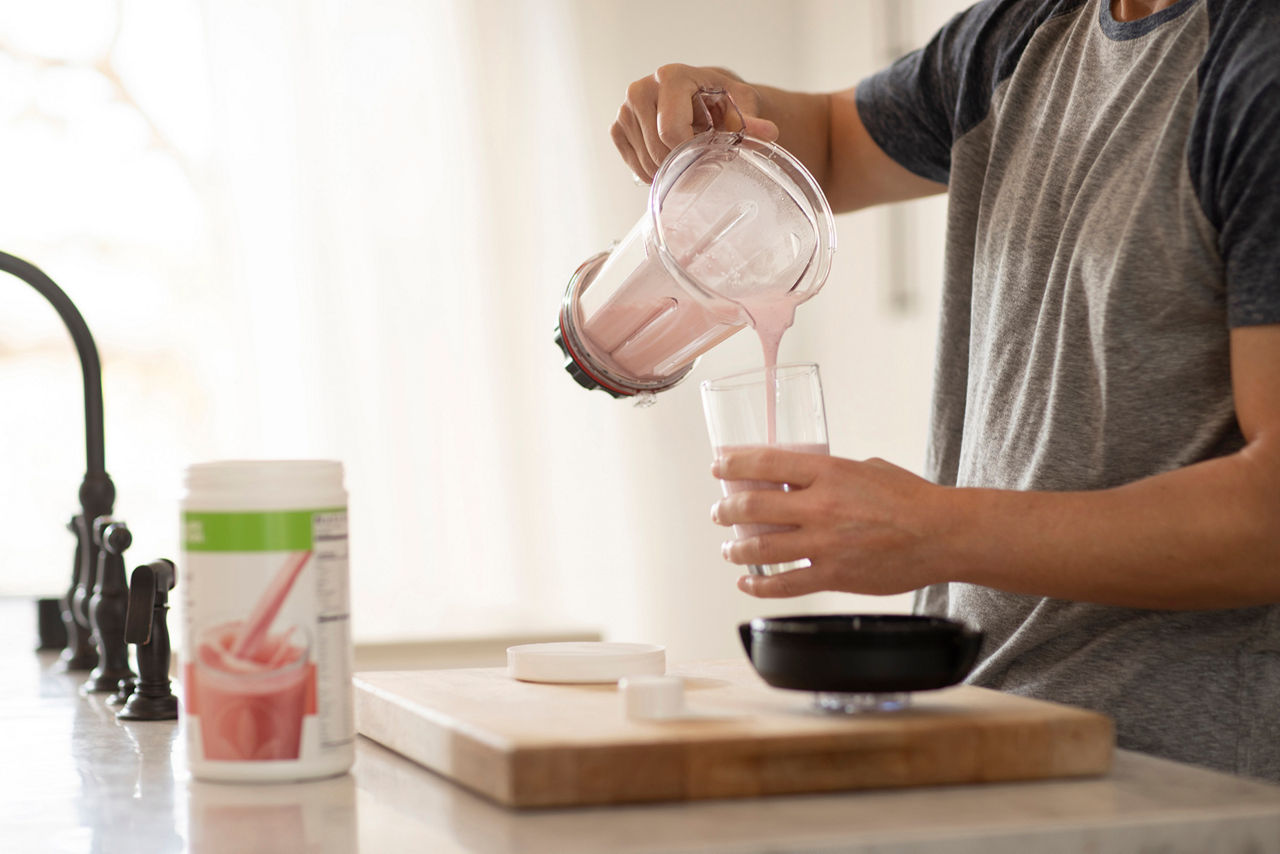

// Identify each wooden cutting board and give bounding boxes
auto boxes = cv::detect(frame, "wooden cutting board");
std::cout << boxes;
[354,659,1113,808]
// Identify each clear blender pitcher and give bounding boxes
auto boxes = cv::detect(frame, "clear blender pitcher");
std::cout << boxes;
[554,89,836,401]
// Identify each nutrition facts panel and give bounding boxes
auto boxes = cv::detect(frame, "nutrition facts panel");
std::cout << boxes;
[313,512,350,614]
[313,511,354,748]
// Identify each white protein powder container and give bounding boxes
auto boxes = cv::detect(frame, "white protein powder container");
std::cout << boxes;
[180,460,354,782]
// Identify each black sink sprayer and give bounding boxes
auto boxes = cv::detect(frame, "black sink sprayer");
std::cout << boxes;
[1,251,178,720]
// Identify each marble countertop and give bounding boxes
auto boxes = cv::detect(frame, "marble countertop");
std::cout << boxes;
[5,600,1280,854]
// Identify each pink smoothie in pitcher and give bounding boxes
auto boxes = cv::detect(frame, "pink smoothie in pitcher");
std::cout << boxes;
[564,134,831,397]
[580,264,743,381]
[191,621,312,761]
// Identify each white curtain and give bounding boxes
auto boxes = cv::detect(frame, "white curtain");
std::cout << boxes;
[199,0,625,642]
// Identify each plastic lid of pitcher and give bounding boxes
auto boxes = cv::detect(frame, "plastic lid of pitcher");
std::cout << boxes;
[648,126,837,309]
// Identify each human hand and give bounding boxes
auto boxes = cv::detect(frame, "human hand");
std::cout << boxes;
[612,64,780,183]
[710,447,947,598]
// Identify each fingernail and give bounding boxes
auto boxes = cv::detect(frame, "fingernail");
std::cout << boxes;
[721,541,731,561]
[709,502,719,523]
[711,457,723,477]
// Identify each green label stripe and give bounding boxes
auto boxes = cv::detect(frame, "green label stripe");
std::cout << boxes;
[183,509,341,552]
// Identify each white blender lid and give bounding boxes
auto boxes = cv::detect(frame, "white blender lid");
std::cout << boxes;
[507,641,666,684]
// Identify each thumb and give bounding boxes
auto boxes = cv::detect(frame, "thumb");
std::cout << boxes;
[742,115,779,143]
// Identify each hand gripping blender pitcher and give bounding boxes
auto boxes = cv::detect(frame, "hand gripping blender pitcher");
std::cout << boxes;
[554,90,836,401]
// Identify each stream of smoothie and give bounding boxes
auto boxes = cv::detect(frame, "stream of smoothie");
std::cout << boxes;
[735,280,808,445]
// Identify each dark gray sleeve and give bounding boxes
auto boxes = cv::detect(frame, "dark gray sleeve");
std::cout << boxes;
[1193,0,1280,327]
[854,0,1087,185]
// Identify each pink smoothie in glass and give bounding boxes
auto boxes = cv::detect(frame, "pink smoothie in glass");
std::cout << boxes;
[715,442,829,540]
[191,621,311,761]
[736,293,801,444]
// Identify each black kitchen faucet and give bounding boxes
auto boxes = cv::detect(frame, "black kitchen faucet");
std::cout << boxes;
[1,251,177,720]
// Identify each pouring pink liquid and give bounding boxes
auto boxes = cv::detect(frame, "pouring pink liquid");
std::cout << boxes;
[737,293,800,444]
[703,293,828,576]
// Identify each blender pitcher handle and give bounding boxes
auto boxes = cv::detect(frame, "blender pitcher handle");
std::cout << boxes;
[693,87,747,143]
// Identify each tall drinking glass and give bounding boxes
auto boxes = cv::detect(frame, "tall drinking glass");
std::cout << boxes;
[700,363,829,576]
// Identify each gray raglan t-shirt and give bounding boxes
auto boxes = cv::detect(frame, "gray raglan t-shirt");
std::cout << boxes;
[856,0,1280,780]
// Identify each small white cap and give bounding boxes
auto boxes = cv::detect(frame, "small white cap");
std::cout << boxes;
[620,675,685,720]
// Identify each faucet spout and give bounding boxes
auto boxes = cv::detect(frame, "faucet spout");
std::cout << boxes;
[0,251,116,670]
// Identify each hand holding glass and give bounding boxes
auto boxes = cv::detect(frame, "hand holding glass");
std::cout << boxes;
[701,363,829,576]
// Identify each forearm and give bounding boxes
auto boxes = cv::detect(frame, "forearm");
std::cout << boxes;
[945,442,1280,609]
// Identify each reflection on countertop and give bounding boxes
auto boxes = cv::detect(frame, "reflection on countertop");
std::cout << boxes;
[3,597,1280,854]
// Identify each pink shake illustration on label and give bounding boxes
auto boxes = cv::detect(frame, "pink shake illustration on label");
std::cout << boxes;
[187,551,317,761]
